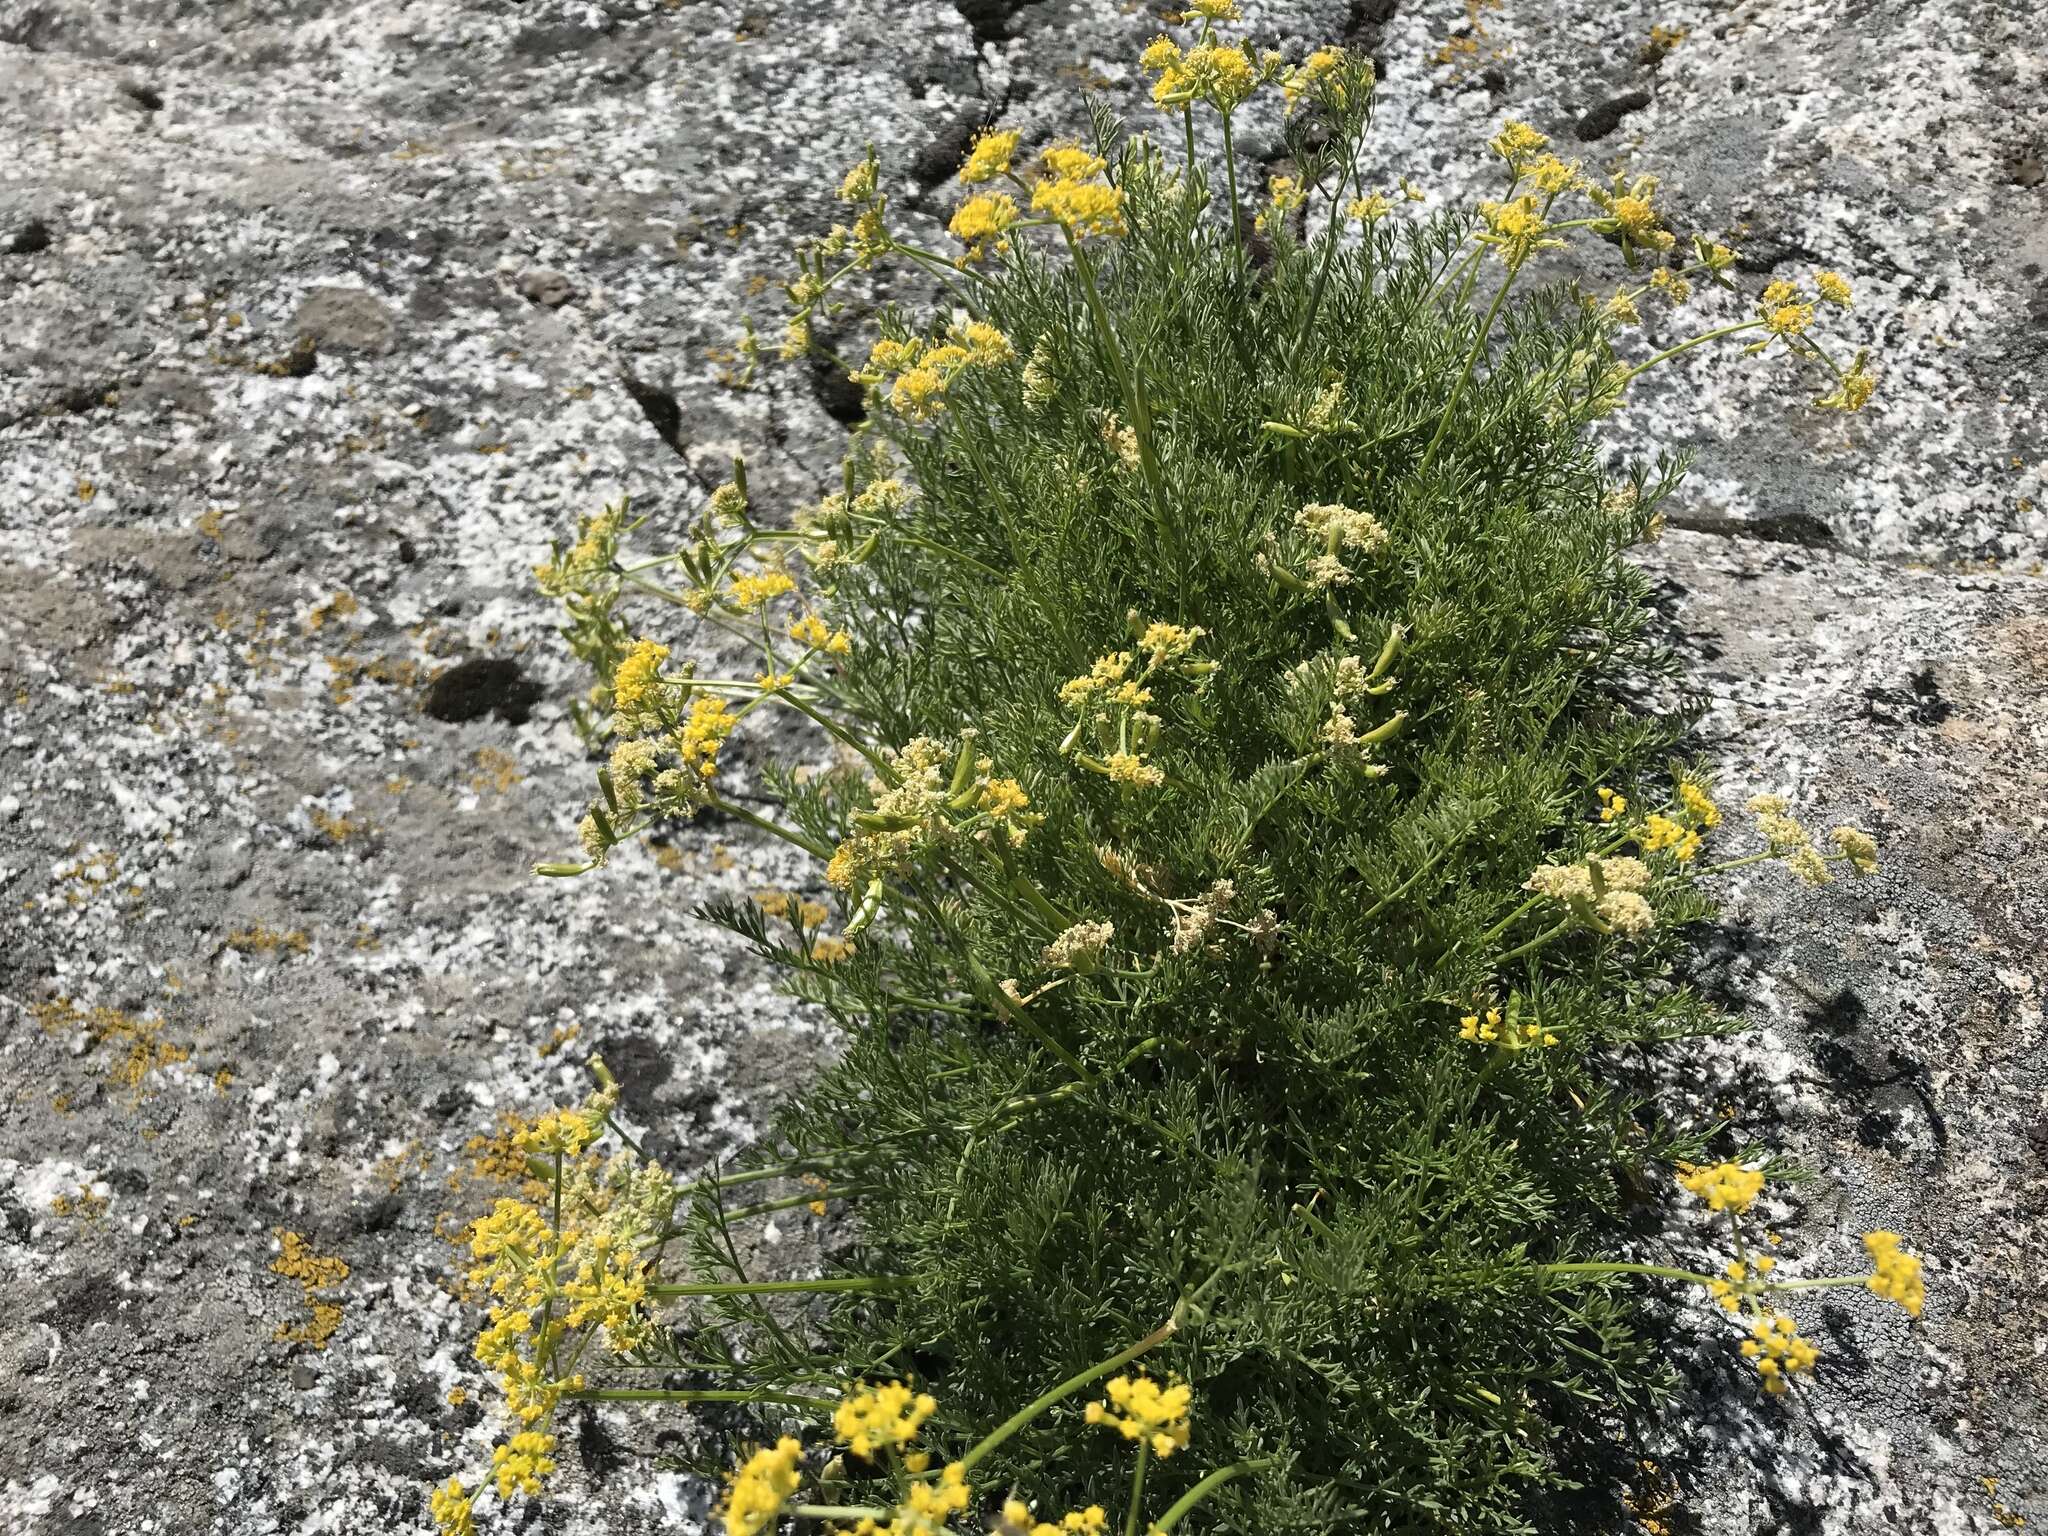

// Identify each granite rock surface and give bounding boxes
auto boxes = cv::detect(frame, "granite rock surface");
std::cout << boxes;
[1,1,2042,1533]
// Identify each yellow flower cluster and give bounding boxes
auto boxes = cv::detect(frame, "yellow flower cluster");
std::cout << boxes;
[1706,1255,1774,1313]
[1477,194,1564,267]
[492,1430,558,1499]
[1084,1374,1192,1458]
[1677,1161,1765,1214]
[1863,1231,1924,1317]
[611,637,670,725]
[1458,1003,1558,1051]
[1585,172,1676,265]
[1639,813,1701,862]
[1489,119,1550,168]
[1523,855,1657,936]
[1596,786,1627,822]
[730,569,797,611]
[1740,1313,1819,1394]
[864,328,1016,420]
[949,192,1021,262]
[1003,1500,1110,1536]
[534,502,626,598]
[1042,918,1114,974]
[959,129,1020,185]
[1281,46,1345,112]
[722,1437,803,1536]
[826,736,956,889]
[430,1477,476,1536]
[1031,144,1125,240]
[1141,36,1259,112]
[834,1380,939,1458]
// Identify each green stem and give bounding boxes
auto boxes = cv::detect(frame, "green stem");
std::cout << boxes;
[1220,111,1245,271]
[1494,916,1576,967]
[564,1387,835,1408]
[705,795,835,861]
[1289,142,1359,365]
[1615,320,1767,390]
[1534,1260,1716,1287]
[775,688,893,783]
[1699,850,1775,875]
[959,1319,1177,1473]
[648,1276,903,1298]
[1150,1458,1279,1534]
[1124,1442,1151,1536]
[1360,843,1456,924]
[792,1507,891,1523]
[1418,258,1521,473]
[1065,229,1180,598]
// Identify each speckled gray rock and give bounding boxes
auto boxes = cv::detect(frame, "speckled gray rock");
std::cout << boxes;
[1,2,2041,1533]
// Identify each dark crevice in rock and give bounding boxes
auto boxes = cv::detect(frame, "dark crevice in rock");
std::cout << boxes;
[621,373,687,457]
[952,0,1046,47]
[1862,665,1952,728]
[7,218,52,255]
[806,345,868,427]
[912,108,990,192]
[1663,510,1837,547]
[1345,0,1399,78]
[1734,232,1824,274]
[1574,89,1652,142]
[421,657,542,725]
[120,80,164,111]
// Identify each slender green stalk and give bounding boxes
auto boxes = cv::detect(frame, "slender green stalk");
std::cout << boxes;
[649,1276,903,1298]
[1417,259,1522,473]
[959,1319,1177,1473]
[563,1387,834,1408]
[1123,1442,1152,1536]
[1494,916,1576,967]
[1150,1458,1279,1534]
[1064,230,1181,594]
[792,1506,890,1523]
[1534,1260,1715,1286]
[1615,320,1766,390]
[1219,112,1245,270]
[705,795,835,861]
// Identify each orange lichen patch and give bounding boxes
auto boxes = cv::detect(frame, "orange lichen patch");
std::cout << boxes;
[308,807,367,843]
[35,998,191,1099]
[224,923,311,956]
[77,479,97,502]
[471,747,523,795]
[307,590,359,632]
[195,507,227,540]
[453,1112,548,1199]
[537,1023,579,1060]
[374,1141,428,1193]
[325,652,425,707]
[51,1187,110,1221]
[272,1230,350,1351]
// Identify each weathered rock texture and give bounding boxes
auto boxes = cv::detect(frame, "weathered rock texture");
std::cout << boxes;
[0,1,2041,1533]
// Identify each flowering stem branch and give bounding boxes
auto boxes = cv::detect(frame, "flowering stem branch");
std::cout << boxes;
[1290,141,1360,365]
[705,795,835,861]
[563,1387,835,1408]
[791,1507,891,1523]
[959,1318,1178,1473]
[1535,1260,1716,1287]
[1064,228,1181,598]
[1418,258,1521,474]
[1493,916,1576,967]
[1615,320,1766,389]
[1124,1442,1152,1536]
[648,1276,903,1298]
[1220,111,1246,272]
[1150,1458,1280,1534]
